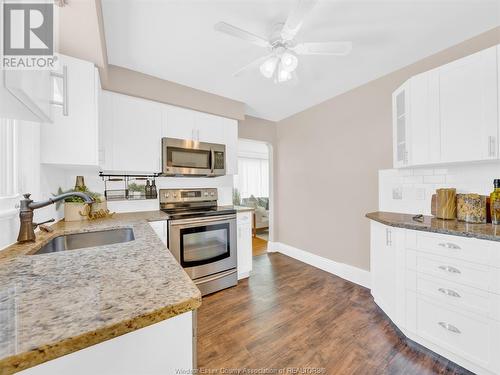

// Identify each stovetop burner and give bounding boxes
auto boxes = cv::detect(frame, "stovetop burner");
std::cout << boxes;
[159,188,236,220]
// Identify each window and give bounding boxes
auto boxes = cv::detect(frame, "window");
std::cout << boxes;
[234,157,269,199]
[0,118,18,198]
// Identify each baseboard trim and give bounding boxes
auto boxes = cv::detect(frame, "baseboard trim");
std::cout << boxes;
[270,242,371,289]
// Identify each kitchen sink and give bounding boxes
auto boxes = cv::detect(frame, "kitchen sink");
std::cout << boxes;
[33,228,135,255]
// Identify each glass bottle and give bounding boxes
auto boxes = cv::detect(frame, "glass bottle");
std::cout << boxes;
[151,180,157,199]
[145,180,151,199]
[490,179,500,225]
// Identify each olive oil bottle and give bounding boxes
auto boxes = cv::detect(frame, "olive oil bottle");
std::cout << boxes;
[490,179,500,224]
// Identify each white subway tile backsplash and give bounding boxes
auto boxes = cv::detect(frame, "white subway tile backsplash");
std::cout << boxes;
[413,168,435,176]
[397,169,414,176]
[403,176,423,184]
[379,161,500,215]
[433,168,449,175]
[423,175,446,184]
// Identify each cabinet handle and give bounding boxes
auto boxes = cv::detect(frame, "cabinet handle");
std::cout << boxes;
[438,288,461,298]
[438,321,461,334]
[50,65,68,116]
[438,242,461,250]
[385,228,392,246]
[438,265,461,274]
[488,136,495,157]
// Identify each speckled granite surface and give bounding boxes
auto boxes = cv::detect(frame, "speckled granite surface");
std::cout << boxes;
[233,206,255,213]
[366,211,500,241]
[0,211,201,374]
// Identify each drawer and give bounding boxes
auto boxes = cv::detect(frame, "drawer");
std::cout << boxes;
[415,252,500,294]
[414,232,498,267]
[416,296,494,368]
[416,273,500,321]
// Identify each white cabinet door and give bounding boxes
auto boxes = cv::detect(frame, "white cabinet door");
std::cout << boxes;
[237,211,253,279]
[162,105,197,140]
[370,221,397,319]
[104,92,162,173]
[409,71,440,166]
[149,221,168,246]
[196,113,238,175]
[439,46,498,163]
[41,55,99,166]
[392,82,410,168]
[1,68,52,122]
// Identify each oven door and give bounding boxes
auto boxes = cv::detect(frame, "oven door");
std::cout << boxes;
[168,214,237,280]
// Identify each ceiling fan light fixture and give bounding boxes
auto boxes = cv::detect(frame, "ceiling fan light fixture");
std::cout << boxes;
[260,56,278,78]
[276,66,292,83]
[280,51,298,72]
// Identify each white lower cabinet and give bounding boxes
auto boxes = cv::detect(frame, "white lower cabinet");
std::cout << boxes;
[19,311,194,375]
[149,220,168,246]
[370,221,500,375]
[237,211,253,279]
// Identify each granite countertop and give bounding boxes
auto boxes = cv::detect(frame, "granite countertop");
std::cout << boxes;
[233,205,255,213]
[0,211,201,374]
[366,211,500,242]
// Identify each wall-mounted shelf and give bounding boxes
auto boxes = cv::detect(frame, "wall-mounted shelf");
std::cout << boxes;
[99,172,159,201]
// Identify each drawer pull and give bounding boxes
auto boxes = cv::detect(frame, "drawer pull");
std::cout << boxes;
[438,242,461,250]
[438,321,461,334]
[438,288,461,298]
[438,265,461,274]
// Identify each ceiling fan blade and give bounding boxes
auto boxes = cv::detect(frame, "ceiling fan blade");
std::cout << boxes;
[281,0,318,41]
[233,54,274,77]
[214,22,269,48]
[293,41,353,55]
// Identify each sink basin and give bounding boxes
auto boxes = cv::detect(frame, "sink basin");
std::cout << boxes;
[33,228,135,255]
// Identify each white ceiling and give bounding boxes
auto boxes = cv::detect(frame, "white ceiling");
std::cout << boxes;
[101,0,500,121]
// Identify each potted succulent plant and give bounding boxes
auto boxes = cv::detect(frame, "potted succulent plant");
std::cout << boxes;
[55,186,105,222]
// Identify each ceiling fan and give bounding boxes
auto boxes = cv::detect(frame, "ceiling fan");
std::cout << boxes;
[214,0,352,83]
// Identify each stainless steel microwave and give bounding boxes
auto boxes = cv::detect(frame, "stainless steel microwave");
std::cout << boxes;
[161,137,226,177]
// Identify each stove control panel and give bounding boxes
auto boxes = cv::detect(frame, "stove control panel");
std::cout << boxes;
[159,188,218,203]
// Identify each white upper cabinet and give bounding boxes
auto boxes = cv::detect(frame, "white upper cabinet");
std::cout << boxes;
[41,54,100,166]
[0,68,52,123]
[162,105,238,175]
[439,46,498,163]
[392,82,410,168]
[100,92,162,173]
[392,44,499,168]
[408,70,440,166]
[162,105,197,140]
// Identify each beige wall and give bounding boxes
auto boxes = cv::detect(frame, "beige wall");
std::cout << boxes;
[238,116,278,242]
[276,27,500,271]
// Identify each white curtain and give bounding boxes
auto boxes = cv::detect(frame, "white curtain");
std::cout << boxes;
[234,157,269,198]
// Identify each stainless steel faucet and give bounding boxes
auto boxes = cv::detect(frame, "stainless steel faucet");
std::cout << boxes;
[17,192,94,243]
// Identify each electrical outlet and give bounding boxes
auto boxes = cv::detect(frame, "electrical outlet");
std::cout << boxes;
[392,186,403,200]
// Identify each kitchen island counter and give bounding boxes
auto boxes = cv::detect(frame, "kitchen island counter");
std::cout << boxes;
[0,211,201,374]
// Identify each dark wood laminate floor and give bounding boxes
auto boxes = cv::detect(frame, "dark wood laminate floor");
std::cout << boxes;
[252,236,268,256]
[197,253,471,375]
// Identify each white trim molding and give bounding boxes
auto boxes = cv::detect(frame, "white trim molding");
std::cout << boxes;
[268,242,371,289]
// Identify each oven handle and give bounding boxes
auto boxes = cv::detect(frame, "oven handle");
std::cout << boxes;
[195,269,237,285]
[169,214,236,227]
